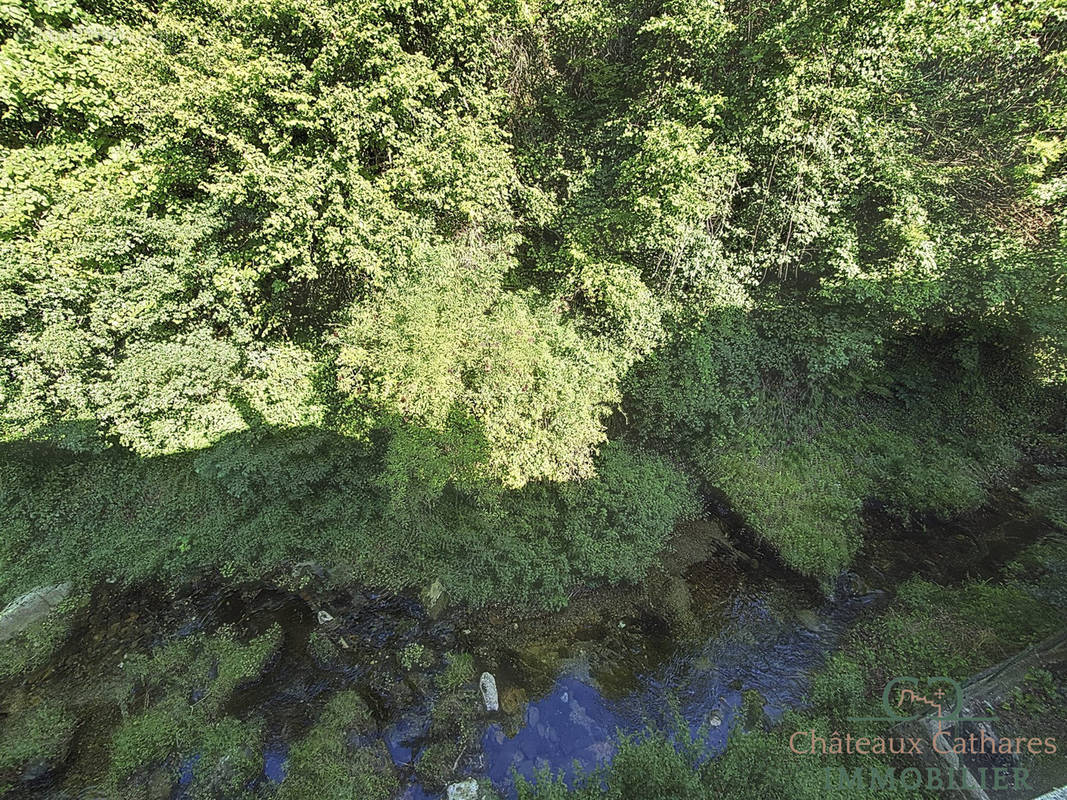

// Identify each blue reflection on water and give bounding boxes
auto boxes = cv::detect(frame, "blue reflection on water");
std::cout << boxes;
[262,742,288,783]
[478,591,872,798]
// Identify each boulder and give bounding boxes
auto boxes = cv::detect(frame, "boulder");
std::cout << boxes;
[142,766,175,800]
[421,579,449,621]
[479,672,499,712]
[661,575,696,633]
[660,519,729,574]
[835,570,873,598]
[499,686,528,716]
[0,584,71,643]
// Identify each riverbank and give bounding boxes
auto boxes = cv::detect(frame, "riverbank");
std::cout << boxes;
[2,464,1064,799]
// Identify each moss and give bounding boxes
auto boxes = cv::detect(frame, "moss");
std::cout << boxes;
[318,690,374,734]
[109,625,281,781]
[120,624,281,714]
[189,718,263,800]
[414,740,462,789]
[110,696,192,780]
[207,625,283,713]
[347,741,398,799]
[277,691,396,800]
[307,630,339,665]
[436,651,475,692]
[413,687,482,789]
[429,688,480,740]
[399,642,433,670]
[0,594,88,681]
[0,701,77,789]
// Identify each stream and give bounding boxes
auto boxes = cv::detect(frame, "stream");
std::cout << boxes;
[2,485,1057,800]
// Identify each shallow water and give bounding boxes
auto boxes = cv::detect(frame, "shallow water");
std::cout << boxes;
[162,560,874,799]
[5,482,1057,800]
[474,587,877,796]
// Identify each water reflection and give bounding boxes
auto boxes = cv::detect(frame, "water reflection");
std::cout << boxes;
[476,589,877,797]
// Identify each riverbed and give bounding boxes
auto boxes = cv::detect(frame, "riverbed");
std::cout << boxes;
[1,485,1057,799]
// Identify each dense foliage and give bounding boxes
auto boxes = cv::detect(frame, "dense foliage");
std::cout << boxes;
[1,0,1065,601]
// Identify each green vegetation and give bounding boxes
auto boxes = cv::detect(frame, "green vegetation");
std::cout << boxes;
[277,691,397,800]
[1,0,1065,793]
[109,625,280,783]
[0,593,86,681]
[4,1,1062,789]
[0,437,696,609]
[189,717,264,800]
[399,642,433,670]
[436,651,476,692]
[1005,668,1060,717]
[415,687,484,789]
[0,702,76,795]
[307,629,340,665]
[847,576,1063,681]
[519,534,1067,799]
[0,0,1063,606]
[1025,465,1067,530]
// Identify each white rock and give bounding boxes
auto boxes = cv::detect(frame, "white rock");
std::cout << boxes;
[316,610,334,625]
[0,584,71,642]
[447,779,480,800]
[480,671,499,712]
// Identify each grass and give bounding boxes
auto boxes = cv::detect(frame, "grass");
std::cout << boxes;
[0,702,77,795]
[109,625,281,782]
[277,691,397,800]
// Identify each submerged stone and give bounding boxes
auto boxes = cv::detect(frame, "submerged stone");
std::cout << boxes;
[499,686,528,716]
[662,575,696,633]
[795,608,823,632]
[448,778,501,800]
